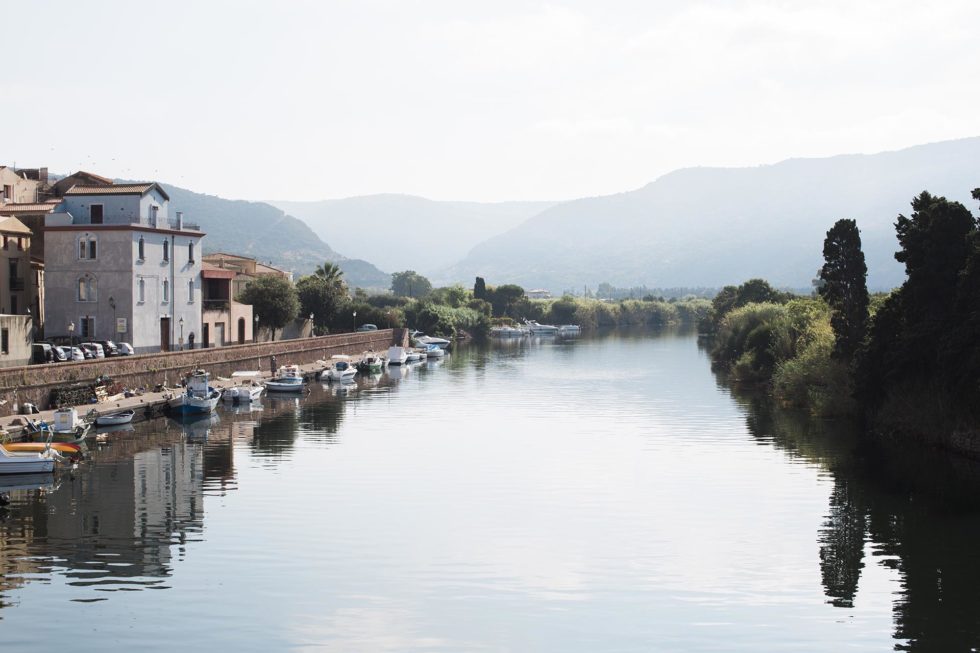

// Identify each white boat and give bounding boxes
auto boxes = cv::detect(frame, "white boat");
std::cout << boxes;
[387,346,408,365]
[490,325,528,338]
[525,320,559,335]
[169,370,222,414]
[410,331,451,349]
[325,357,358,383]
[49,407,92,439]
[0,443,56,474]
[95,409,135,426]
[405,349,422,363]
[423,343,446,358]
[558,324,581,336]
[222,371,266,403]
[266,364,306,392]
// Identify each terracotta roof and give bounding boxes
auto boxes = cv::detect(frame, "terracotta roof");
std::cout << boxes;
[68,170,114,185]
[0,203,58,214]
[0,216,34,236]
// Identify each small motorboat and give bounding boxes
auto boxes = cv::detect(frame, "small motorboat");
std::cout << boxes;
[95,409,135,426]
[222,383,265,403]
[0,443,57,474]
[324,357,358,383]
[0,440,82,458]
[422,343,446,358]
[169,370,222,414]
[357,354,385,374]
[266,364,306,393]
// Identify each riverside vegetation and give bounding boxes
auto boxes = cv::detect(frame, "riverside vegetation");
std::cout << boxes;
[707,187,980,455]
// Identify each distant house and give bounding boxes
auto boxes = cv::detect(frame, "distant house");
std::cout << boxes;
[0,166,41,204]
[0,216,38,366]
[526,289,552,300]
[44,182,205,353]
[201,253,291,344]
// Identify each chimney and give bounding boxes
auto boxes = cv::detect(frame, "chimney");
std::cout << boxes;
[176,211,184,229]
[39,167,48,185]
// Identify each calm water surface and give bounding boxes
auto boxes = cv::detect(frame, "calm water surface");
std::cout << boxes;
[2,329,980,651]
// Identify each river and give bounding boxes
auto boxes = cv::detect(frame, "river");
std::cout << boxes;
[2,328,979,651]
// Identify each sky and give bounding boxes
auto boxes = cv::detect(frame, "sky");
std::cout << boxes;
[4,0,980,203]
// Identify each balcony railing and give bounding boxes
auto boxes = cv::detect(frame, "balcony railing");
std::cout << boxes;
[203,299,230,311]
[9,278,25,291]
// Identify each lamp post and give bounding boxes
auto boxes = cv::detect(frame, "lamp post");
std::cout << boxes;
[108,296,116,339]
[309,313,314,338]
[254,313,259,343]
[68,321,75,358]
[353,310,357,332]
[179,316,184,351]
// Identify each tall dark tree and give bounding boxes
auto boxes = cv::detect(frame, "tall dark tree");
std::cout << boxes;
[474,277,487,301]
[391,270,432,298]
[238,275,299,341]
[819,219,869,359]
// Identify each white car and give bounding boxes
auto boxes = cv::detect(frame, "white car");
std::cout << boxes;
[81,342,105,358]
[117,342,135,355]
[68,346,86,361]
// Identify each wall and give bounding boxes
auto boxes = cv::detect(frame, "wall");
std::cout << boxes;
[0,329,403,414]
[0,315,32,368]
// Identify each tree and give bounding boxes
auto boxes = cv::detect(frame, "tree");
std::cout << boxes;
[296,274,348,333]
[238,275,299,340]
[819,219,869,359]
[391,270,432,298]
[488,284,525,318]
[314,261,345,286]
[474,277,487,300]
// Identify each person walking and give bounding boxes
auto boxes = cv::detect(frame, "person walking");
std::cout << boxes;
[270,355,277,376]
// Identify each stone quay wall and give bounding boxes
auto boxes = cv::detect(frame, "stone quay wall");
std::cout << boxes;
[1,328,409,414]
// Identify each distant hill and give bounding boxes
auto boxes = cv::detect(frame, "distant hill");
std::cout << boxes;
[160,184,391,289]
[444,138,980,292]
[269,194,556,278]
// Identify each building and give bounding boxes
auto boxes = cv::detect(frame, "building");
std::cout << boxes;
[526,288,552,300]
[44,183,204,353]
[0,217,37,366]
[0,166,41,204]
[200,261,254,347]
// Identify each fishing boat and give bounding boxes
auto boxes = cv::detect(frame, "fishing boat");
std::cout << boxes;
[95,409,135,426]
[265,364,306,393]
[222,371,265,403]
[0,443,57,474]
[169,370,222,414]
[357,354,385,374]
[324,356,358,383]
[387,346,408,365]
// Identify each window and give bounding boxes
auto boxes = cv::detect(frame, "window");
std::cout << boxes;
[1,329,8,354]
[138,236,145,260]
[188,279,194,302]
[2,185,11,201]
[162,279,169,303]
[138,278,145,303]
[90,204,104,224]
[78,274,97,302]
[163,240,169,262]
[78,236,97,260]
[81,317,94,338]
[188,242,195,262]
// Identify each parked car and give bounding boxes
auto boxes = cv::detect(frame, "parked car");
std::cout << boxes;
[80,342,105,359]
[31,343,54,364]
[95,340,119,356]
[116,342,135,356]
[66,346,85,361]
[356,323,378,332]
[52,346,70,362]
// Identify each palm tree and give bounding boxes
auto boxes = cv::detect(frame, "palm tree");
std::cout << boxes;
[314,262,345,288]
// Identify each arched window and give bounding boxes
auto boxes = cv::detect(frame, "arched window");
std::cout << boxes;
[77,274,97,302]
[188,279,194,302]
[162,279,169,303]
[188,242,195,263]
[138,278,145,303]
[138,236,145,260]
[163,240,169,262]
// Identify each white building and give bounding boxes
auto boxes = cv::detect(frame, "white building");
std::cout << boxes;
[44,183,204,353]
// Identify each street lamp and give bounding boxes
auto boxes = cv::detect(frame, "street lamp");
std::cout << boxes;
[309,313,314,337]
[254,313,259,343]
[68,321,75,358]
[353,310,357,332]
[108,296,116,337]
[179,316,184,351]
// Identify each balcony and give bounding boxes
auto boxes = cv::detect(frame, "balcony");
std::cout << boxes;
[123,216,201,231]
[9,277,25,292]
[203,299,230,311]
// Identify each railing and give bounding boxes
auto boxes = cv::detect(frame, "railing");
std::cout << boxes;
[203,299,230,311]
[124,216,201,231]
[9,278,24,291]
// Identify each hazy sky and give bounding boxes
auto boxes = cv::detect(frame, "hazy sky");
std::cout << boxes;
[4,0,979,202]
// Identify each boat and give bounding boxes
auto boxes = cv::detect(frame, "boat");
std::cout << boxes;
[410,330,451,349]
[490,325,528,338]
[405,349,422,363]
[169,370,222,414]
[222,371,265,403]
[387,346,408,365]
[324,356,358,383]
[558,324,581,336]
[95,409,135,426]
[422,343,446,358]
[265,364,306,392]
[0,440,82,458]
[357,354,385,374]
[525,320,559,335]
[0,443,57,474]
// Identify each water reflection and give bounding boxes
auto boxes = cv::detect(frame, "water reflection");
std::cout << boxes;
[724,378,980,651]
